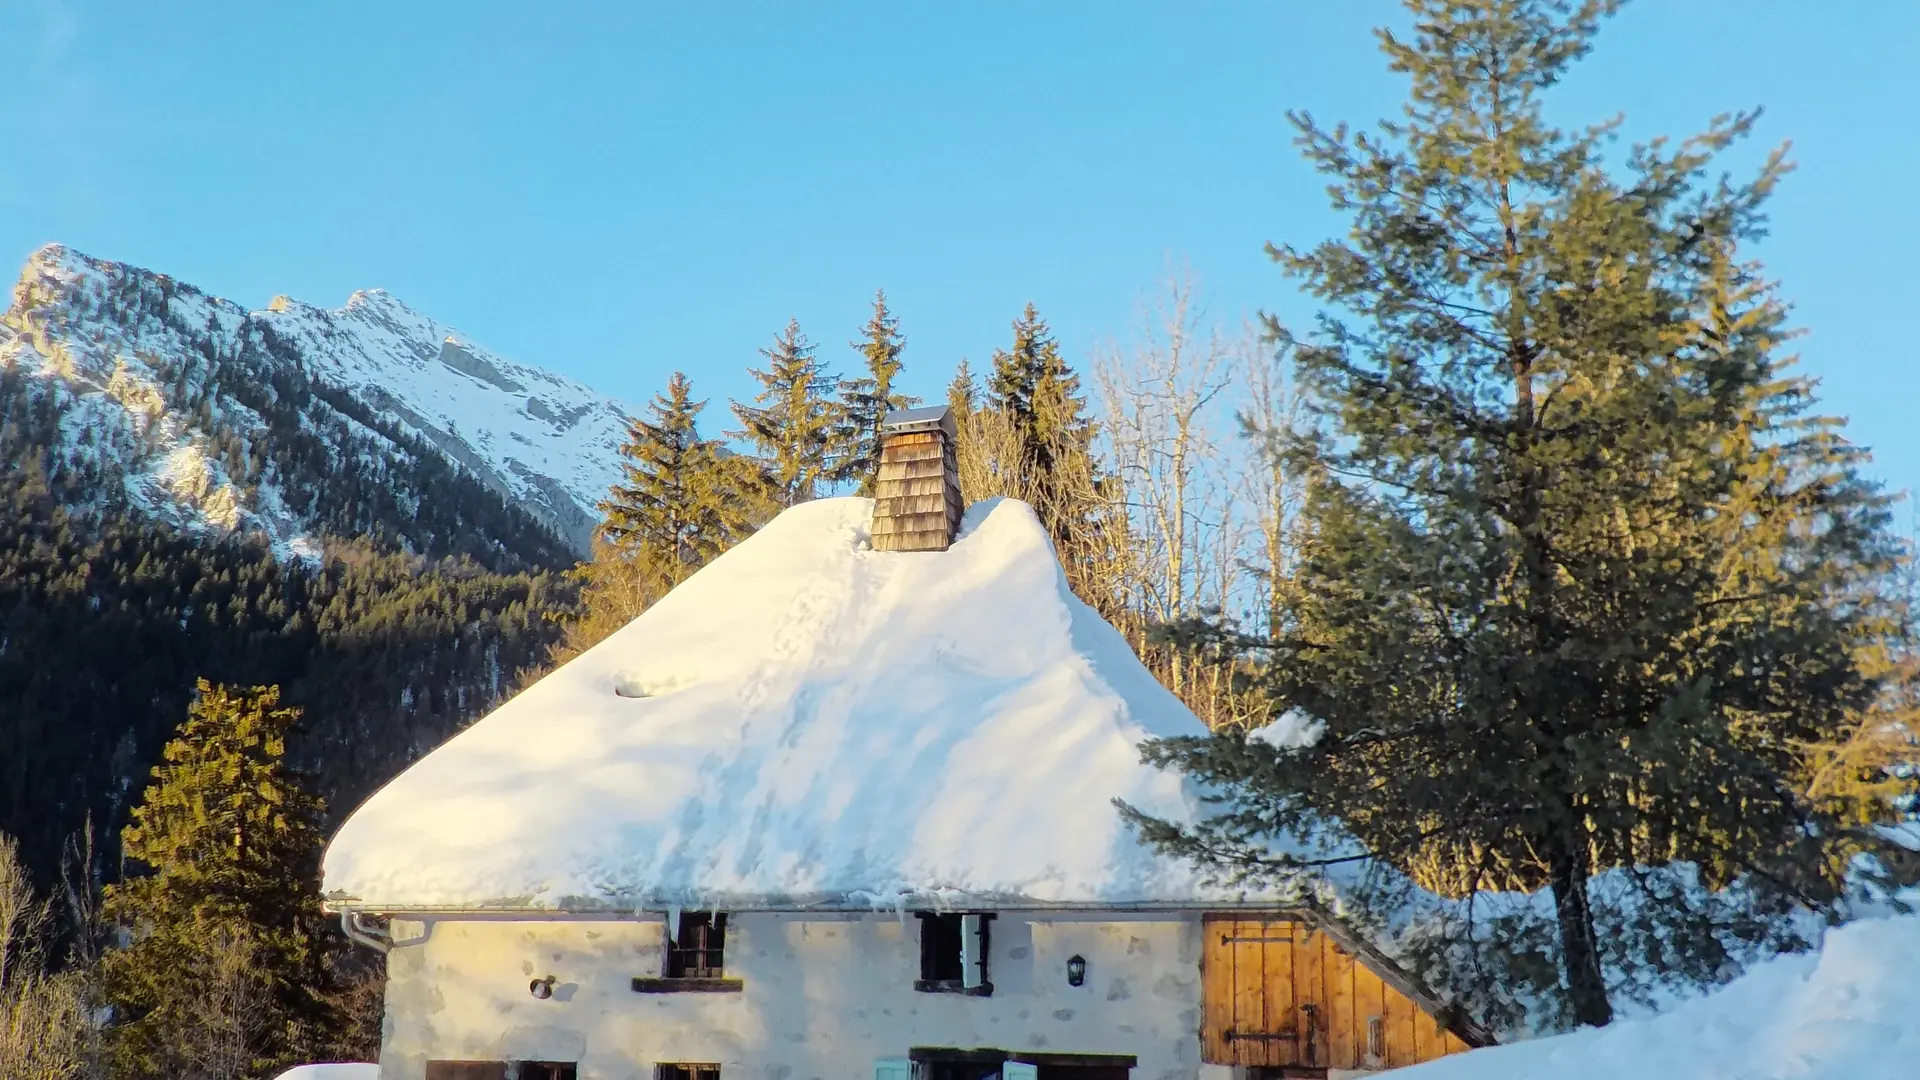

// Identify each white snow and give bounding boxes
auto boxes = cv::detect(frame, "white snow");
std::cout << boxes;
[2,244,631,556]
[323,497,1234,911]
[256,288,631,550]
[1390,912,1920,1080]
[1248,708,1325,751]
[269,1066,378,1080]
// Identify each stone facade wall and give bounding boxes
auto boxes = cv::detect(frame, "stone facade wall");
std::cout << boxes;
[377,911,1217,1080]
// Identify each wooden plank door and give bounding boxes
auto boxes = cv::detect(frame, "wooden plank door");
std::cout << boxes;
[1201,916,1325,1069]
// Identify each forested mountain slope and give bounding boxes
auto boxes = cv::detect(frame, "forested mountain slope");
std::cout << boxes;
[0,246,631,888]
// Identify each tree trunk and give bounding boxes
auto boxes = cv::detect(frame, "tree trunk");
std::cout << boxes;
[1546,832,1613,1027]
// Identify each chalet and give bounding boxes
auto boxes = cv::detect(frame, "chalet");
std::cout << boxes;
[322,407,1491,1080]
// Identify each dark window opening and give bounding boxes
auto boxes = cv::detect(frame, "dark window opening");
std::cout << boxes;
[917,1063,1001,1080]
[425,1064,507,1080]
[919,913,964,982]
[516,1065,577,1080]
[658,1064,721,1080]
[667,912,727,978]
[915,912,992,994]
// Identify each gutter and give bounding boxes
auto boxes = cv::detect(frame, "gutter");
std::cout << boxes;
[321,898,1308,918]
[340,911,393,954]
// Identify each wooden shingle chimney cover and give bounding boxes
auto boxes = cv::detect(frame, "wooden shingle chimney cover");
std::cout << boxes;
[872,405,964,552]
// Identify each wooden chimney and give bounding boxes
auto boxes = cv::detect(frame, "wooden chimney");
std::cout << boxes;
[871,405,964,552]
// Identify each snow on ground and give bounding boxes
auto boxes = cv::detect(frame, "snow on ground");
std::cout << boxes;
[269,1065,378,1080]
[323,497,1238,911]
[1388,912,1920,1080]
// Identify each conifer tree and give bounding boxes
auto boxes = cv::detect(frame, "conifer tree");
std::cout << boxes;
[599,371,748,589]
[985,304,1104,580]
[731,320,843,508]
[946,358,979,421]
[1127,0,1912,1032]
[838,291,917,495]
[988,304,1087,477]
[101,681,334,1077]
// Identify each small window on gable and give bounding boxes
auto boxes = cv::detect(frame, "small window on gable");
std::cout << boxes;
[667,912,727,978]
[658,1064,721,1080]
[915,912,992,995]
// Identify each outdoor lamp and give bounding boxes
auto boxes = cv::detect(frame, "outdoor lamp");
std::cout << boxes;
[1066,954,1087,987]
[530,975,556,1000]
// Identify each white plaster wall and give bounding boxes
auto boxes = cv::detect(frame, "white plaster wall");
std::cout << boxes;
[378,912,1206,1080]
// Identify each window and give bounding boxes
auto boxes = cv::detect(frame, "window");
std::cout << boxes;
[425,1064,506,1080]
[667,912,727,978]
[915,912,992,994]
[658,1065,721,1080]
[516,1065,577,1080]
[631,912,742,993]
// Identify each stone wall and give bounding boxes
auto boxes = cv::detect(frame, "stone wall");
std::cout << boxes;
[378,911,1215,1080]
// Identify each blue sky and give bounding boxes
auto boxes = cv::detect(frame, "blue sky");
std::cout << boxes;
[2,2,1914,495]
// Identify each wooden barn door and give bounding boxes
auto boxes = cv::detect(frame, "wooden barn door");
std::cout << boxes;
[1201,916,1323,1069]
[1202,914,1478,1072]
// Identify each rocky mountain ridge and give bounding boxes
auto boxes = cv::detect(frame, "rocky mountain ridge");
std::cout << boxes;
[1,244,631,568]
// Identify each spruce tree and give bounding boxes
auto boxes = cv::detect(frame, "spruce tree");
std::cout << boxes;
[985,304,1103,578]
[946,358,979,421]
[988,304,1079,475]
[102,681,334,1077]
[730,320,843,508]
[838,291,917,495]
[1127,0,1911,1032]
[599,371,748,590]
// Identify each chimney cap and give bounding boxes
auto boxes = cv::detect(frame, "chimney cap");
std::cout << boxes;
[882,405,956,439]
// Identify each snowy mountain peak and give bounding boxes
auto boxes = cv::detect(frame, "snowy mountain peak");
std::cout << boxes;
[1,245,632,566]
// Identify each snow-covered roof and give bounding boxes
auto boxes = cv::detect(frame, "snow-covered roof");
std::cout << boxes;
[322,497,1234,912]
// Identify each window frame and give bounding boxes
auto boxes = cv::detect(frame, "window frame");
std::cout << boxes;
[657,1063,722,1080]
[630,911,744,993]
[914,911,994,996]
[666,911,728,979]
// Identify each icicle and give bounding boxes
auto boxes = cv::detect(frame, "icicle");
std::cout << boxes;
[663,904,681,944]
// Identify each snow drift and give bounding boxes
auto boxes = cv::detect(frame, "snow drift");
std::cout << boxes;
[1390,912,1920,1080]
[323,497,1228,911]
[270,1066,379,1080]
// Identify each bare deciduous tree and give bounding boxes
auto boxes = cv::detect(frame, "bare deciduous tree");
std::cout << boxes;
[1,832,92,1080]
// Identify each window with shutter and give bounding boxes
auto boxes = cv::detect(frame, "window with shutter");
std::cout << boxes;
[657,1064,722,1080]
[632,912,744,992]
[666,912,727,978]
[914,911,993,995]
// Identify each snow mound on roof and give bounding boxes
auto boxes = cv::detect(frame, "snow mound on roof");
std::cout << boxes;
[269,1066,378,1080]
[1393,912,1920,1080]
[323,497,1222,910]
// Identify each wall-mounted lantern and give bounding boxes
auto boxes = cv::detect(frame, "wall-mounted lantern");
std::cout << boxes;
[1066,954,1087,987]
[529,975,556,1000]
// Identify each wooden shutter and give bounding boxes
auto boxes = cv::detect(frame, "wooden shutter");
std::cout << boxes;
[960,914,986,988]
[875,1058,912,1080]
[1001,1063,1038,1080]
